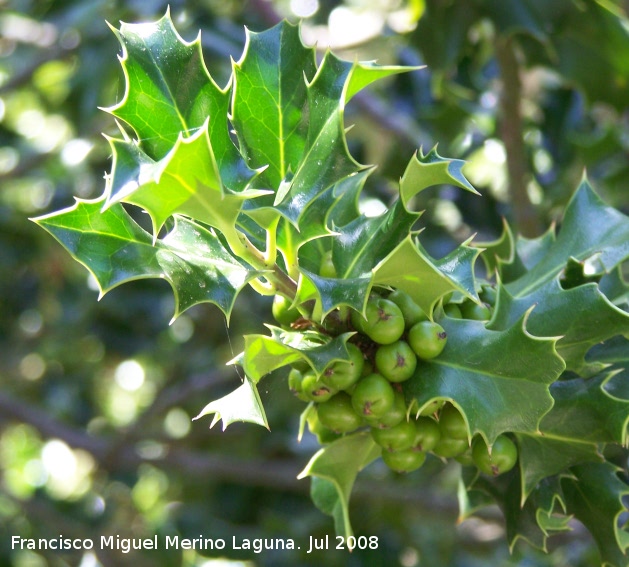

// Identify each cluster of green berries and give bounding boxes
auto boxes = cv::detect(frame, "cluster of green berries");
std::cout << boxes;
[276,284,515,476]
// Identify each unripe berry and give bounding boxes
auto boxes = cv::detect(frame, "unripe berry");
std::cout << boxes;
[374,340,417,383]
[408,321,447,359]
[351,373,395,418]
[438,403,468,440]
[371,420,417,452]
[472,434,518,476]
[360,298,405,345]
[301,371,338,403]
[317,392,363,433]
[387,289,427,328]
[365,391,407,428]
[413,417,441,452]
[321,343,364,390]
[382,448,426,473]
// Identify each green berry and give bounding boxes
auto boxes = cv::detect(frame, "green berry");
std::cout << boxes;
[382,448,426,473]
[472,434,518,476]
[438,403,468,440]
[361,298,405,345]
[432,436,469,458]
[317,392,363,433]
[365,391,407,428]
[460,300,491,321]
[387,289,427,328]
[371,420,417,452]
[408,321,447,359]
[479,285,497,307]
[288,367,309,402]
[442,303,462,319]
[321,343,364,390]
[413,417,441,452]
[301,371,338,403]
[307,409,341,444]
[374,340,417,383]
[351,373,395,418]
[272,295,300,326]
[455,449,475,466]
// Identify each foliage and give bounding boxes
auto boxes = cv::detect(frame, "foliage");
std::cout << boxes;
[31,11,629,566]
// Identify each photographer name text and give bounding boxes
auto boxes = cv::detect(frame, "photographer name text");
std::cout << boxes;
[11,534,379,554]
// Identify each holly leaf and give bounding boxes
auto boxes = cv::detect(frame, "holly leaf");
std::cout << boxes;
[474,219,556,283]
[513,371,628,499]
[231,21,317,190]
[560,256,604,289]
[335,199,420,279]
[404,314,564,444]
[515,432,602,504]
[587,335,629,368]
[232,23,411,225]
[506,178,629,298]
[236,328,355,382]
[492,279,629,374]
[271,167,373,281]
[473,218,517,279]
[275,52,412,226]
[306,149,480,316]
[562,462,629,567]
[193,377,268,430]
[464,467,572,553]
[542,372,629,446]
[399,146,479,209]
[487,180,629,374]
[457,470,496,521]
[105,122,268,236]
[298,432,381,539]
[373,236,480,316]
[600,266,629,309]
[309,477,347,536]
[107,8,250,188]
[288,196,421,317]
[505,475,573,552]
[31,198,255,321]
[297,269,372,318]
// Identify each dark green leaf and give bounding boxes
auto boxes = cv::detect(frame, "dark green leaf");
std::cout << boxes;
[298,431,381,538]
[107,12,226,160]
[506,179,629,298]
[562,462,629,567]
[231,21,316,189]
[492,279,629,374]
[32,198,255,320]
[404,315,564,444]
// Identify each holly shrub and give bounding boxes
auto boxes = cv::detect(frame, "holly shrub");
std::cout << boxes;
[33,11,629,565]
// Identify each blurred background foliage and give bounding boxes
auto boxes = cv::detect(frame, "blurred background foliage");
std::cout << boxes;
[0,0,627,565]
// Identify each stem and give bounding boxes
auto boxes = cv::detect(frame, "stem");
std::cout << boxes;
[264,217,279,267]
[249,277,276,296]
[269,264,299,299]
[225,228,267,268]
[494,34,543,237]
[223,226,298,300]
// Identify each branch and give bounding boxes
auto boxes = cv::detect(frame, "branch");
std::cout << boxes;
[495,34,543,237]
[6,494,145,567]
[0,391,456,511]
